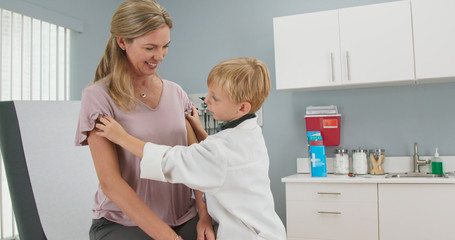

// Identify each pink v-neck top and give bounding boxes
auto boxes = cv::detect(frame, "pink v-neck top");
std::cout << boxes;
[75,77,197,226]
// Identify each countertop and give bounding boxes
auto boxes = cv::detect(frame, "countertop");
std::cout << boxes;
[282,173,455,184]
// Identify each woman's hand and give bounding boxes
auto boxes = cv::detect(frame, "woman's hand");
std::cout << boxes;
[95,116,128,146]
[196,217,216,240]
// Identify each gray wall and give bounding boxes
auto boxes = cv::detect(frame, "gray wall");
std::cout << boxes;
[9,0,455,226]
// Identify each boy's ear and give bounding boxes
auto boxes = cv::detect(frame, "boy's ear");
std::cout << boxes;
[238,101,252,115]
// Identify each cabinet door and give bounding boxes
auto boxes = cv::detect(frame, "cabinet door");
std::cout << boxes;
[378,184,455,240]
[273,10,341,90]
[339,1,415,86]
[412,0,455,81]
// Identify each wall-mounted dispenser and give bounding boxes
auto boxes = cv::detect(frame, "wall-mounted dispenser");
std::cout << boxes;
[305,105,341,146]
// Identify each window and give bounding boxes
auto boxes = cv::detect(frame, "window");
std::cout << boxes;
[0,7,71,239]
[1,8,70,101]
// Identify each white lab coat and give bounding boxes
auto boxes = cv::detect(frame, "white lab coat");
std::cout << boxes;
[140,118,286,240]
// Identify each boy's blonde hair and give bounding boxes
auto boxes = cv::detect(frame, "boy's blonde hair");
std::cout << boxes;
[207,57,271,113]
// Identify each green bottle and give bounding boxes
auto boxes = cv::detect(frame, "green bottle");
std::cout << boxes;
[431,148,443,175]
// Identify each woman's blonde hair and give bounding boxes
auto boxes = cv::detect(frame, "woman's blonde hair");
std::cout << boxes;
[94,0,172,111]
[207,57,271,113]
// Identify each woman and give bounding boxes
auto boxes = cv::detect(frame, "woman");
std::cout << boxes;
[75,1,215,239]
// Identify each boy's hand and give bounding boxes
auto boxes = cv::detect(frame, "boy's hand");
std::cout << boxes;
[186,106,209,142]
[95,116,128,145]
[186,106,203,130]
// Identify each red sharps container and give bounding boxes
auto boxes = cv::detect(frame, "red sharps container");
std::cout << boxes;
[305,105,341,146]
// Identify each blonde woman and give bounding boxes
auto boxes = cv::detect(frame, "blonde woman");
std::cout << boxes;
[75,1,214,239]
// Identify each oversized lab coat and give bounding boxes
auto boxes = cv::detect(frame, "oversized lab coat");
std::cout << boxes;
[140,118,286,240]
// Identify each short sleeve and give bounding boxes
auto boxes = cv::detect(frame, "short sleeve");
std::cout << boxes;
[75,82,114,146]
[178,85,193,115]
[184,99,193,115]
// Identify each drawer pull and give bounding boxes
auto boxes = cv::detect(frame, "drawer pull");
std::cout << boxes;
[317,192,341,195]
[318,211,342,215]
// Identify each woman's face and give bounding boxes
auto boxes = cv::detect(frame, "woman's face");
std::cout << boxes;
[120,25,170,79]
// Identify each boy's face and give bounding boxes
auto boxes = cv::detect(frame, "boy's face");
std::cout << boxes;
[205,84,244,122]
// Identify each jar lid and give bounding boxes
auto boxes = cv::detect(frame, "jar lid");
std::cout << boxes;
[369,149,385,153]
[334,149,349,154]
[352,148,368,153]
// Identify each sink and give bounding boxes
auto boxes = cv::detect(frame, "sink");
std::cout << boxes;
[385,172,446,178]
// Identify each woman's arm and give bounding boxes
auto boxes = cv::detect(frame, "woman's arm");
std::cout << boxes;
[87,131,179,240]
[186,118,198,146]
[185,120,215,240]
[95,116,145,158]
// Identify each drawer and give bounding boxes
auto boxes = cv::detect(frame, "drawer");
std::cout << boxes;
[286,200,378,239]
[286,183,377,202]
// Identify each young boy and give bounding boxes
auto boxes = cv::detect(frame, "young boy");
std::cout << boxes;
[96,57,286,240]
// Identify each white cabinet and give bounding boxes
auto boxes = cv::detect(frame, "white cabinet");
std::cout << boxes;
[273,10,341,90]
[285,183,378,240]
[283,174,455,240]
[273,1,415,91]
[411,0,455,82]
[378,184,455,240]
[338,1,414,86]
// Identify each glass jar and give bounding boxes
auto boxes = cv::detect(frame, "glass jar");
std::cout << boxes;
[352,149,368,174]
[334,149,350,174]
[369,149,385,174]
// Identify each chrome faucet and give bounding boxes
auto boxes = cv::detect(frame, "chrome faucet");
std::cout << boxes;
[413,142,431,173]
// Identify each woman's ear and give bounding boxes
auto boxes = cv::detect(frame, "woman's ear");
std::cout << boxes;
[116,37,126,51]
[238,102,252,115]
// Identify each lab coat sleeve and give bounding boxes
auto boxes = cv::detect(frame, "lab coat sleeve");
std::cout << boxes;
[140,137,228,193]
[140,142,171,181]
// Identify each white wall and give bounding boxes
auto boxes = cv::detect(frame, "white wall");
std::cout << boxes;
[14,101,97,240]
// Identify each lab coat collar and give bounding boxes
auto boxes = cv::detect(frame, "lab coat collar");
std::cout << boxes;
[219,113,256,131]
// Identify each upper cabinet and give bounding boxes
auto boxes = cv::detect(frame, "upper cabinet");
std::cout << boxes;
[338,1,414,86]
[273,10,341,90]
[273,1,415,91]
[411,0,455,82]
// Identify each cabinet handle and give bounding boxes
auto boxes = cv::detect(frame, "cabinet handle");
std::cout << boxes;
[330,53,335,82]
[318,211,342,215]
[317,192,341,195]
[346,51,351,81]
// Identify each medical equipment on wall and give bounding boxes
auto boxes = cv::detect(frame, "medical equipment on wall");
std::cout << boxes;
[189,93,264,135]
[189,94,220,135]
